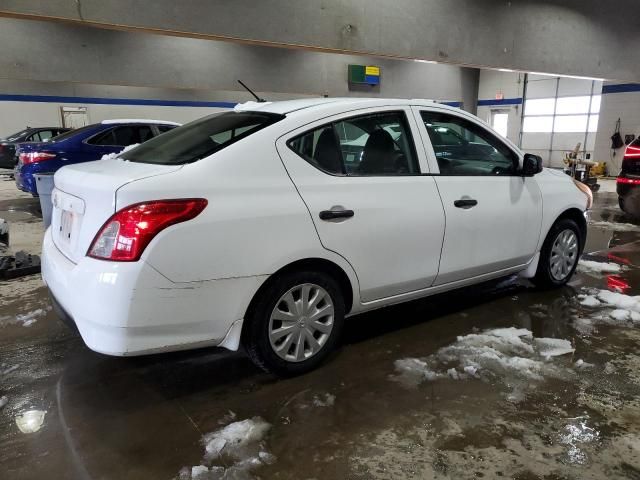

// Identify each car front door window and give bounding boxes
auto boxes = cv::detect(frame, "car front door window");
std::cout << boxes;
[421,111,518,176]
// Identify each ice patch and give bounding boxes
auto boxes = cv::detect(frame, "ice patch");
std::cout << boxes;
[0,395,7,409]
[588,221,640,232]
[203,417,270,460]
[575,359,594,369]
[534,338,575,359]
[577,260,623,275]
[16,308,45,327]
[100,143,139,161]
[312,393,335,407]
[2,364,18,375]
[573,318,596,335]
[394,327,574,397]
[179,417,273,479]
[15,410,46,433]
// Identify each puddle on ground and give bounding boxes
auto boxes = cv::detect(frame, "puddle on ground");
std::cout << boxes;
[1,189,640,479]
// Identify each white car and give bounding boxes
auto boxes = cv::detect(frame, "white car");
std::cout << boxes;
[42,98,592,376]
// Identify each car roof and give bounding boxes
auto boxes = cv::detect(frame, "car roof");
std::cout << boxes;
[233,97,453,115]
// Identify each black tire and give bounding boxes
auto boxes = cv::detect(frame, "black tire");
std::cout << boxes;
[243,270,345,377]
[532,218,582,289]
[619,196,627,213]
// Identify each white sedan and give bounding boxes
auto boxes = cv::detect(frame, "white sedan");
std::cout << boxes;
[42,98,592,375]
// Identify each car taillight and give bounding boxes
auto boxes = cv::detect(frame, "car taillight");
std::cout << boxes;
[19,151,56,164]
[88,199,208,262]
[617,177,640,185]
[624,145,640,159]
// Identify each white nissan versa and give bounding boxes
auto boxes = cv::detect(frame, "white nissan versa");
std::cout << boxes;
[42,98,592,375]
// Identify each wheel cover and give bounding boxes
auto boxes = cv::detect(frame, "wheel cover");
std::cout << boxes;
[549,229,579,281]
[268,283,335,363]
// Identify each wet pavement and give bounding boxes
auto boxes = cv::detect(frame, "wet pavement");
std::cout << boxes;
[2,177,640,479]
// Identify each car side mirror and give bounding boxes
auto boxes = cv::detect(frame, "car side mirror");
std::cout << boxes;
[522,153,543,176]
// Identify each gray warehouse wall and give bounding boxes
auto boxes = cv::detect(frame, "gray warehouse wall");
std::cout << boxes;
[1,0,638,81]
[0,18,479,136]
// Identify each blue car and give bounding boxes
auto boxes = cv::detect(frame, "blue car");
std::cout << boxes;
[15,119,179,195]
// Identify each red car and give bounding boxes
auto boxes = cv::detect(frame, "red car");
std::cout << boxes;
[617,138,640,214]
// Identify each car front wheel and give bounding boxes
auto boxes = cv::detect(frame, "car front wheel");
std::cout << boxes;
[243,271,345,376]
[533,218,581,288]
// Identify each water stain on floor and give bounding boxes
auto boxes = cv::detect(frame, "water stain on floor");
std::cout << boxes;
[1,185,640,479]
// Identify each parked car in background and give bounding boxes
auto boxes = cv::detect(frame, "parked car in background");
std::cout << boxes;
[42,99,591,376]
[0,127,70,169]
[15,119,180,195]
[617,138,640,215]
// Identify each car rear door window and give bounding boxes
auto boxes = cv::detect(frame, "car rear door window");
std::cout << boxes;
[421,111,518,176]
[90,125,154,146]
[89,128,117,146]
[38,130,54,141]
[156,125,176,134]
[288,111,419,176]
[288,125,344,175]
[112,126,139,146]
[135,125,154,143]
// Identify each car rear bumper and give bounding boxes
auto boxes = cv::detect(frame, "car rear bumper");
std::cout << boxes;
[42,228,266,356]
[0,151,16,170]
[617,178,639,198]
[15,165,38,195]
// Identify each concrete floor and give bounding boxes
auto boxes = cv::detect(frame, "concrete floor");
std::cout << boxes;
[2,175,640,479]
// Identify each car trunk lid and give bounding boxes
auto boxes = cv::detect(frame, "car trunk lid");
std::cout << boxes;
[51,159,182,263]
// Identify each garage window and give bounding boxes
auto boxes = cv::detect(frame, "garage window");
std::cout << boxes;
[121,112,284,165]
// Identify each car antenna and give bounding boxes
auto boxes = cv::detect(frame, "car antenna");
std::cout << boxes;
[237,80,266,102]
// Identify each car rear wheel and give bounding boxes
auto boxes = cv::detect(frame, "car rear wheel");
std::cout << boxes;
[243,271,345,376]
[619,196,627,213]
[533,218,581,289]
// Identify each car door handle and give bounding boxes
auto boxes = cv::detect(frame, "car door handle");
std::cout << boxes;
[454,199,478,209]
[319,209,354,220]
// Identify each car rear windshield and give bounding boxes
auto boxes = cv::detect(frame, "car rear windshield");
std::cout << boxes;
[120,111,285,165]
[631,137,640,148]
[4,129,30,142]
[48,124,97,142]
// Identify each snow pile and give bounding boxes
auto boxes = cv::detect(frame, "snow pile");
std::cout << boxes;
[100,143,139,161]
[233,101,272,112]
[596,289,640,312]
[178,417,274,479]
[101,119,180,125]
[394,327,574,391]
[0,396,7,409]
[575,289,640,333]
[588,221,640,232]
[579,295,601,307]
[577,260,623,275]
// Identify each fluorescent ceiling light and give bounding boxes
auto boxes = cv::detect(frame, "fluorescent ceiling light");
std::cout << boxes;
[529,71,605,82]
